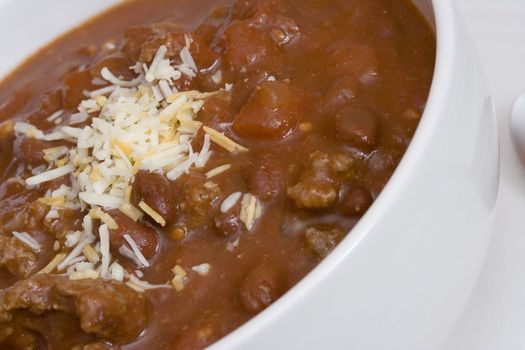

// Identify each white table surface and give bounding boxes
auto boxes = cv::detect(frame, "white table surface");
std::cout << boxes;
[445,1,525,349]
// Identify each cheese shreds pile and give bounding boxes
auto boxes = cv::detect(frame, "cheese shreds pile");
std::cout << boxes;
[12,43,249,290]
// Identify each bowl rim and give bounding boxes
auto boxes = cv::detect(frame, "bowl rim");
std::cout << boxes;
[212,0,456,347]
[0,0,456,347]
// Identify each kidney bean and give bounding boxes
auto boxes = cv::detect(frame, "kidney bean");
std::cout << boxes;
[107,210,158,259]
[368,149,395,173]
[339,186,373,217]
[132,171,176,224]
[214,208,245,237]
[322,75,361,115]
[247,6,300,46]
[238,263,286,314]
[247,153,286,200]
[198,96,234,126]
[90,53,134,81]
[335,107,379,150]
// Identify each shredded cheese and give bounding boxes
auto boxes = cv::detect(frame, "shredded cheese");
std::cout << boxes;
[25,165,75,186]
[10,43,229,287]
[192,263,210,276]
[123,234,150,267]
[203,126,248,153]
[12,231,41,252]
[119,202,143,222]
[83,244,100,264]
[205,164,231,178]
[99,224,111,277]
[221,192,242,213]
[38,253,67,274]
[127,275,171,290]
[239,194,263,230]
[89,208,118,230]
[69,269,100,280]
[138,200,166,227]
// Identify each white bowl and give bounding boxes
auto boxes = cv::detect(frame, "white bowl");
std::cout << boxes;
[0,1,499,349]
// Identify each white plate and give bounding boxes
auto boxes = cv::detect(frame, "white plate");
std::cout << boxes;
[445,1,525,349]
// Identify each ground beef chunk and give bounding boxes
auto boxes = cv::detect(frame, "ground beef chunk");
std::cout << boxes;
[308,151,354,174]
[13,137,51,167]
[0,236,38,279]
[0,274,148,345]
[304,227,345,259]
[287,152,354,209]
[0,322,13,343]
[0,326,41,350]
[179,174,221,228]
[72,342,116,350]
[0,200,48,235]
[327,152,355,173]
[132,170,176,224]
[287,178,337,209]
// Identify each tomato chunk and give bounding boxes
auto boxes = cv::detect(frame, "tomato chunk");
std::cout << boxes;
[233,81,309,139]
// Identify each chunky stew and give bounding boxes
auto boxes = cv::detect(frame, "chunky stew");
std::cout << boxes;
[0,0,435,348]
